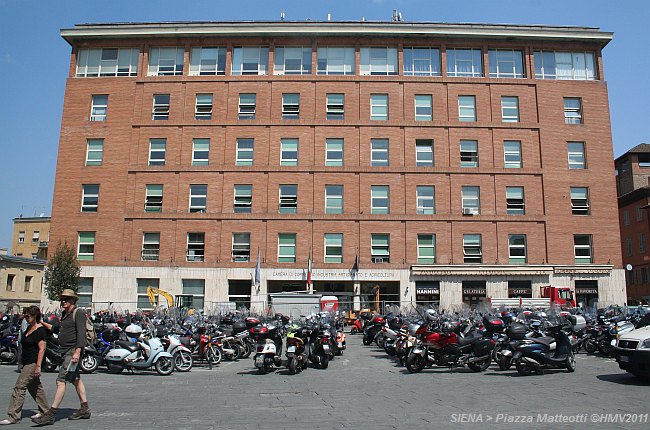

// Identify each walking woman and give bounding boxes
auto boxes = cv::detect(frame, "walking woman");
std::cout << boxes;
[0,306,49,425]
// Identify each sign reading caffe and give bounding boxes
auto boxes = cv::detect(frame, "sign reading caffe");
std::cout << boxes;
[508,287,532,297]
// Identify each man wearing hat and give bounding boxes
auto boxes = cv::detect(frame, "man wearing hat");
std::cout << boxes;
[34,289,90,425]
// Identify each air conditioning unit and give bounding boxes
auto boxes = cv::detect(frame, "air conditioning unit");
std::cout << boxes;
[463,207,477,215]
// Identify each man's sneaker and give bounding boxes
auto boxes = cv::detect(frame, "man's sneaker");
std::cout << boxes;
[0,419,18,425]
[32,409,55,426]
[68,407,91,420]
[31,413,42,420]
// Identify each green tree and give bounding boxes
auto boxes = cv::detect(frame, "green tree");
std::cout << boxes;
[44,241,81,301]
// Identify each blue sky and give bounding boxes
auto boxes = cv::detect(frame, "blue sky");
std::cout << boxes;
[0,0,648,251]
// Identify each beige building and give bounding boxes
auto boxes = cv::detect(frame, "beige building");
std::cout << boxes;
[12,216,50,260]
[0,253,46,312]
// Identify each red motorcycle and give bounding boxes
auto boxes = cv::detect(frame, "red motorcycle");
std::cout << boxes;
[406,321,495,373]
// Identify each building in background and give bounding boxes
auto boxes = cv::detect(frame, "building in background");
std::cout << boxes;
[48,19,625,312]
[616,143,650,304]
[0,252,46,312]
[12,216,50,260]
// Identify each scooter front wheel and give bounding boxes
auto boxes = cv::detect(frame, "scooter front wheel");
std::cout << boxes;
[173,350,193,372]
[80,354,98,374]
[207,346,222,366]
[405,353,426,374]
[155,356,174,376]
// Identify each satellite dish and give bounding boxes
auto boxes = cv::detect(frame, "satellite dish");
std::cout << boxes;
[626,264,633,271]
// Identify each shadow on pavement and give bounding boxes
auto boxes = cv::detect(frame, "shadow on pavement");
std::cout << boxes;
[596,373,650,386]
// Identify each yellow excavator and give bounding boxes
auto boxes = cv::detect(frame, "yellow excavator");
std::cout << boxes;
[147,287,174,308]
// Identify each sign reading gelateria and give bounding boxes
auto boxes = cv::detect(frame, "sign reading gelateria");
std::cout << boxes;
[268,270,398,281]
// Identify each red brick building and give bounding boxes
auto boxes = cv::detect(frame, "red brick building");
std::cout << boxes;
[48,21,625,311]
[616,144,650,304]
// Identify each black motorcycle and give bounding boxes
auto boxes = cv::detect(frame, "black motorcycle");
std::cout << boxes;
[513,323,575,376]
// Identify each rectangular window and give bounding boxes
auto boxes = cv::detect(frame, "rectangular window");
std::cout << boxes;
[77,232,95,261]
[189,184,207,213]
[458,96,476,122]
[232,233,251,262]
[574,235,593,264]
[238,94,256,120]
[195,94,213,120]
[326,93,345,120]
[142,232,160,261]
[136,278,159,309]
[417,234,436,264]
[145,184,163,212]
[504,141,522,168]
[488,49,525,78]
[371,234,390,263]
[325,185,343,214]
[404,47,441,76]
[416,140,434,167]
[641,233,646,254]
[317,47,354,75]
[181,279,205,310]
[152,94,170,120]
[501,96,519,122]
[280,138,299,166]
[371,185,390,214]
[148,47,184,76]
[77,277,93,307]
[234,185,253,213]
[192,139,210,166]
[627,238,634,257]
[232,46,269,75]
[447,48,483,77]
[24,275,32,292]
[31,231,40,245]
[534,51,596,80]
[508,234,527,263]
[186,233,205,262]
[325,139,344,166]
[90,95,108,121]
[463,234,482,263]
[564,98,582,124]
[81,184,99,212]
[460,140,479,167]
[279,184,298,214]
[324,233,343,263]
[360,47,398,76]
[86,139,104,166]
[18,231,25,243]
[282,93,300,119]
[274,46,312,75]
[189,47,226,76]
[638,206,644,222]
[76,47,139,77]
[6,274,14,291]
[370,94,389,120]
[371,139,389,166]
[414,95,433,121]
[278,234,296,263]
[506,187,525,215]
[623,211,630,226]
[416,186,435,215]
[236,138,254,166]
[148,139,166,166]
[571,187,590,215]
[568,142,586,169]
[462,186,480,215]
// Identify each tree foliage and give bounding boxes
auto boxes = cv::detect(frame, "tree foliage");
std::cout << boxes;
[44,241,81,301]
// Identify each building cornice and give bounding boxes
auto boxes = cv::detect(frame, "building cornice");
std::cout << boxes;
[411,264,614,276]
[60,21,612,47]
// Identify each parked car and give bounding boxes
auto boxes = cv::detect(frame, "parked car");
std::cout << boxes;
[614,325,650,379]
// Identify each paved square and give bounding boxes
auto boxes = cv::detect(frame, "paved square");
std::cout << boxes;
[0,337,648,429]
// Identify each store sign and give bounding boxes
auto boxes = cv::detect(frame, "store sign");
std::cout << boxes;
[508,288,532,296]
[268,270,398,281]
[576,287,598,295]
[463,287,486,295]
[416,287,440,295]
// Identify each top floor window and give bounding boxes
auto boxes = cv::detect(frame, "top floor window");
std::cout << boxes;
[534,51,596,80]
[360,47,398,76]
[447,48,483,77]
[76,48,139,77]
[274,47,312,75]
[488,49,525,78]
[317,47,354,75]
[404,47,441,76]
[148,47,184,76]
[232,47,268,75]
[189,47,226,76]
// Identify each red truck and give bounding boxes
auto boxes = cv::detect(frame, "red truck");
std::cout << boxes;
[540,286,576,307]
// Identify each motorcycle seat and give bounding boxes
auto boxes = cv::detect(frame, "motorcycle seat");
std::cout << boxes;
[179,336,191,347]
[529,336,554,347]
[220,328,234,336]
[115,340,140,352]
[457,333,482,346]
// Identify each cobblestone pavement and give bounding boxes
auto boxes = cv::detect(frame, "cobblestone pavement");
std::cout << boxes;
[0,336,648,429]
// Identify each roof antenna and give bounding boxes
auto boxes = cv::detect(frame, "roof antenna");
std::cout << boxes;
[280,11,285,21]
[392,10,404,22]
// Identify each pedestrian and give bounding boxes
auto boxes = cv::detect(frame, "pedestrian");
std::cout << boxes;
[0,306,49,425]
[33,289,91,425]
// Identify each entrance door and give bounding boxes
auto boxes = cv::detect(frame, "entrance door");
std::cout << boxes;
[575,280,599,308]
[462,281,486,308]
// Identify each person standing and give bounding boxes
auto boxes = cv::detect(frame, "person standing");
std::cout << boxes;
[0,306,49,425]
[33,289,90,425]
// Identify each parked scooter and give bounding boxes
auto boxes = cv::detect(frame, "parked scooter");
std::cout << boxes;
[285,327,309,374]
[251,323,283,374]
[513,323,576,375]
[105,324,174,376]
[0,319,19,365]
[156,326,193,372]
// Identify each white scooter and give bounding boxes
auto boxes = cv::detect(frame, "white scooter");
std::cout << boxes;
[105,324,174,376]
[156,327,193,372]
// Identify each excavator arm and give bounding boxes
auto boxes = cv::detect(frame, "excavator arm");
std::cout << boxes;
[146,287,174,308]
